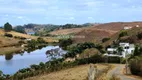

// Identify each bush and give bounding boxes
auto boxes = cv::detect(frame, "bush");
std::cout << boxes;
[104,56,121,63]
[129,59,142,76]
[4,33,13,37]
[37,37,45,43]
[18,41,25,44]
[119,31,128,38]
[120,58,126,64]
[137,32,142,40]
[102,38,110,43]
[20,37,26,40]
[59,39,73,49]
[14,36,26,40]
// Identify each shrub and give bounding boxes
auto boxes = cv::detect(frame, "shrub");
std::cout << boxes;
[18,41,25,44]
[59,39,73,49]
[129,59,142,76]
[102,38,110,43]
[37,37,45,43]
[137,32,142,40]
[14,36,26,40]
[4,33,13,37]
[105,56,121,63]
[119,31,128,38]
[20,37,26,40]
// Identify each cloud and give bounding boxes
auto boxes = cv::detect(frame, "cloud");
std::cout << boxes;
[17,16,23,19]
[0,0,142,25]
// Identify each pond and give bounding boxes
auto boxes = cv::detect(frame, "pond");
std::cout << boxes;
[0,46,66,75]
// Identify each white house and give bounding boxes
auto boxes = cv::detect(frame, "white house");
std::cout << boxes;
[119,43,135,58]
[124,26,132,30]
[106,43,135,58]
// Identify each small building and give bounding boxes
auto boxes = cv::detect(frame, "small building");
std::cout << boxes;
[136,25,140,28]
[124,26,132,30]
[106,43,135,58]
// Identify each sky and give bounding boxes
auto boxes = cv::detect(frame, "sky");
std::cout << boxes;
[0,0,142,26]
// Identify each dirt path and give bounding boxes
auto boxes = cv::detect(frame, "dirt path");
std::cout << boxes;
[107,64,141,80]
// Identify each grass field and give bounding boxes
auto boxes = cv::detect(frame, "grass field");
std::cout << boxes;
[0,46,24,55]
[25,64,111,80]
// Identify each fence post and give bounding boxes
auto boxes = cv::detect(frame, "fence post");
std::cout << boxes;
[88,64,97,80]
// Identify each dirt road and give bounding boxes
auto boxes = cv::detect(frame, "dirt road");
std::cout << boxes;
[107,64,141,80]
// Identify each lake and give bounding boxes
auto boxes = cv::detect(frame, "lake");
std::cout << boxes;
[0,46,66,75]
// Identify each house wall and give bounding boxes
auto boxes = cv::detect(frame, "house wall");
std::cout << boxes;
[107,43,135,58]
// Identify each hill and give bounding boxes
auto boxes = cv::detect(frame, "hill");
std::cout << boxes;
[94,21,142,31]
[103,26,142,47]
[0,29,37,48]
[49,27,88,35]
[14,23,98,36]
[49,21,142,43]
[73,28,117,43]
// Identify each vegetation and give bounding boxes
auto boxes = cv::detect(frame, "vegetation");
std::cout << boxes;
[64,42,99,58]
[14,25,25,33]
[137,32,142,40]
[0,53,104,80]
[4,33,13,37]
[128,45,142,77]
[4,22,12,32]
[102,37,110,43]
[129,57,142,76]
[26,37,47,51]
[117,46,123,55]
[17,23,92,36]
[59,38,73,49]
[119,30,128,38]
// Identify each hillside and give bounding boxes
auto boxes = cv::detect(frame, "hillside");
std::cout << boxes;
[25,64,110,80]
[103,27,142,47]
[0,29,37,48]
[49,21,142,43]
[49,27,89,35]
[94,21,142,31]
[15,23,98,36]
[0,29,36,39]
[73,28,117,43]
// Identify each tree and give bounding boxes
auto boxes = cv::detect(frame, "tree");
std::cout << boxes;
[117,46,124,55]
[4,22,12,32]
[14,25,25,33]
[119,31,128,38]
[59,39,73,49]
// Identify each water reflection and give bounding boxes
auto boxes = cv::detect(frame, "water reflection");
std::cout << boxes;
[46,48,66,60]
[5,54,13,60]
[0,46,66,75]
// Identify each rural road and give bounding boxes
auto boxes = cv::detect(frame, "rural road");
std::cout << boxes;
[107,64,141,80]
